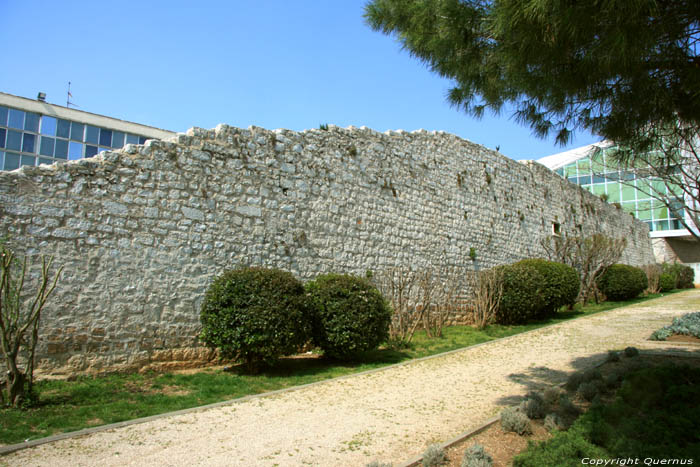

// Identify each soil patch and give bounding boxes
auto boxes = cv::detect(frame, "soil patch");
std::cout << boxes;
[665,334,700,344]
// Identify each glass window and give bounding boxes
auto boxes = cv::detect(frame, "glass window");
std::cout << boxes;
[24,112,39,132]
[4,152,20,171]
[653,201,668,220]
[567,176,577,184]
[20,155,35,167]
[637,201,652,220]
[22,133,36,153]
[126,133,139,144]
[85,145,98,158]
[578,175,592,185]
[671,219,683,230]
[6,130,22,151]
[68,142,83,160]
[591,184,606,196]
[70,122,84,141]
[0,128,5,148]
[654,220,669,231]
[99,128,112,147]
[592,174,606,184]
[645,220,654,231]
[606,183,621,203]
[0,151,3,169]
[0,106,7,126]
[577,158,591,173]
[621,184,636,201]
[85,125,99,144]
[111,131,124,148]
[57,119,70,138]
[139,136,147,144]
[38,158,53,166]
[40,136,55,156]
[54,139,68,159]
[40,116,57,136]
[8,109,24,129]
[555,168,564,176]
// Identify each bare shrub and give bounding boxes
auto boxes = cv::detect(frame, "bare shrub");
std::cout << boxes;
[373,267,423,347]
[641,264,662,294]
[423,265,466,338]
[541,234,626,303]
[467,267,504,329]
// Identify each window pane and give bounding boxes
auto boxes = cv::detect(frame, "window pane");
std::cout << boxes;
[57,119,70,138]
[85,145,98,158]
[645,221,654,231]
[606,183,621,203]
[0,106,7,126]
[592,174,606,184]
[85,125,99,144]
[653,201,668,220]
[6,130,22,151]
[68,142,83,160]
[139,136,147,144]
[0,151,3,168]
[567,176,577,184]
[0,128,5,148]
[578,175,592,185]
[71,122,85,141]
[8,109,24,129]
[54,139,68,159]
[577,158,591,172]
[126,133,139,144]
[99,128,112,147]
[40,136,55,156]
[38,157,53,166]
[654,220,669,231]
[621,184,636,201]
[591,184,606,196]
[4,152,20,170]
[24,112,39,132]
[637,201,652,220]
[22,133,36,153]
[672,219,683,229]
[40,116,57,136]
[111,131,124,148]
[20,155,35,167]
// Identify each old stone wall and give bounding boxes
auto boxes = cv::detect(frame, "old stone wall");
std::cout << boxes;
[0,124,655,374]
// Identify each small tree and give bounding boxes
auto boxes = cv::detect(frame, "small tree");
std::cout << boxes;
[468,267,504,329]
[422,265,466,338]
[373,266,423,347]
[1,245,62,407]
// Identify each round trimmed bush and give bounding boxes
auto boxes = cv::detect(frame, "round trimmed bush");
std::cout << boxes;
[200,267,311,372]
[495,263,545,324]
[514,259,580,318]
[659,273,675,292]
[663,263,695,289]
[306,273,392,360]
[596,264,648,301]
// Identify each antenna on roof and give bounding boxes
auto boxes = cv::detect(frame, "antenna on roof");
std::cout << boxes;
[66,82,79,108]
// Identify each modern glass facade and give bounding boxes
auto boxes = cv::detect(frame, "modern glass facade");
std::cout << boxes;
[553,149,684,233]
[0,104,149,171]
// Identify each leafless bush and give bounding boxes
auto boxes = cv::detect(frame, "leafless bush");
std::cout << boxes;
[467,268,504,329]
[373,267,423,347]
[422,266,466,338]
[641,264,662,294]
[541,234,626,303]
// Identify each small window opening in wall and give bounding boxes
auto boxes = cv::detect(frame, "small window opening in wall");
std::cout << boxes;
[552,222,562,236]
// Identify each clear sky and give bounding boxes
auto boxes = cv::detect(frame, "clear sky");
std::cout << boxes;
[1,0,600,161]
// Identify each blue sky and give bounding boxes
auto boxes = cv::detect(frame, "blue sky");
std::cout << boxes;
[1,0,599,160]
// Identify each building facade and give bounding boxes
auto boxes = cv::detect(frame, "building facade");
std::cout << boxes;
[0,92,175,171]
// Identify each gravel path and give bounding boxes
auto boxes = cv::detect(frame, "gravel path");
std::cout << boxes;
[4,290,699,467]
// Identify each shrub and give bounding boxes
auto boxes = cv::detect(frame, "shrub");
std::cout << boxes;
[596,264,648,301]
[650,312,700,341]
[623,346,639,357]
[520,392,547,419]
[642,264,662,293]
[658,273,676,292]
[576,382,600,401]
[461,444,493,467]
[306,274,392,360]
[564,371,585,392]
[663,263,695,289]
[558,394,581,418]
[494,263,545,324]
[514,259,580,318]
[421,444,446,467]
[501,406,532,435]
[366,462,392,467]
[543,386,562,406]
[543,413,564,432]
[605,350,620,363]
[199,267,311,372]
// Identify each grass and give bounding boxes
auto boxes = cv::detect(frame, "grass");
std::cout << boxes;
[0,291,682,445]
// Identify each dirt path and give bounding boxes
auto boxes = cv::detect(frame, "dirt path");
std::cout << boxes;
[4,290,699,467]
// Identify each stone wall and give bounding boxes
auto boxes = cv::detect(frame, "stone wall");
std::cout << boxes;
[0,124,656,374]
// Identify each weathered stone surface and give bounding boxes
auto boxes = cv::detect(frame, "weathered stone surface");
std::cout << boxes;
[0,124,655,375]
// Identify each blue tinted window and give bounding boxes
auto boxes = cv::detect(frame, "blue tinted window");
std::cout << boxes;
[567,176,577,184]
[40,136,55,156]
[8,109,24,129]
[6,130,22,151]
[40,116,57,136]
[24,113,39,132]
[70,122,84,141]
[4,152,20,170]
[20,155,35,167]
[592,175,606,184]
[85,125,99,144]
[22,133,36,153]
[85,145,98,158]
[99,128,112,147]
[112,131,124,148]
[578,175,592,185]
[57,119,70,138]
[0,151,3,168]
[654,220,669,231]
[39,158,53,166]
[139,136,147,144]
[68,142,83,160]
[126,133,139,144]
[671,219,683,229]
[0,107,7,126]
[0,128,5,148]
[54,139,68,159]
